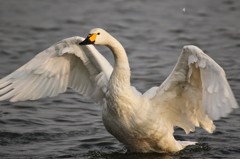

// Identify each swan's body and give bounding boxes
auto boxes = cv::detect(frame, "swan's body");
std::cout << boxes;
[0,28,238,153]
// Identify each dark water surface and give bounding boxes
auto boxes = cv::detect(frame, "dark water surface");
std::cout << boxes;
[0,0,240,158]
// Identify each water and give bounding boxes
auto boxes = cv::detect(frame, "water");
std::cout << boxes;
[0,0,240,158]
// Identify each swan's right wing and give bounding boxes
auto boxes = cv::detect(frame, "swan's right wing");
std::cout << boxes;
[145,45,238,134]
[0,36,113,103]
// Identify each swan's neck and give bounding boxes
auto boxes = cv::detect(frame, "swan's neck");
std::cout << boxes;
[107,36,131,88]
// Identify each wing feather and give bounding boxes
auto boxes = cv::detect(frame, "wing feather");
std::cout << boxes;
[149,45,238,134]
[0,36,113,103]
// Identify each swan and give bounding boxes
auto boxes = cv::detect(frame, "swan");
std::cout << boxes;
[0,28,238,153]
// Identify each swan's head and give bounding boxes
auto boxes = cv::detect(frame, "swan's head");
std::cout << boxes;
[79,28,109,46]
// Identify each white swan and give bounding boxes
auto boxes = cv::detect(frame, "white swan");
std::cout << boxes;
[0,28,238,153]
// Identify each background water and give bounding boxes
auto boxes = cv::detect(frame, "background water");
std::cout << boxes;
[0,0,240,158]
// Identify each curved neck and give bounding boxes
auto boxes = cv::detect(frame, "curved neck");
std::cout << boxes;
[106,36,131,87]
[106,36,128,66]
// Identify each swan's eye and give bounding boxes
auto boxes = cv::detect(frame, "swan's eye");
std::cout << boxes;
[97,32,100,35]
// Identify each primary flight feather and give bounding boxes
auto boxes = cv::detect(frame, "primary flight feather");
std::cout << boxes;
[0,28,238,153]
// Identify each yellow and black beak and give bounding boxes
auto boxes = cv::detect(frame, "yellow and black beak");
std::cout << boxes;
[79,33,97,45]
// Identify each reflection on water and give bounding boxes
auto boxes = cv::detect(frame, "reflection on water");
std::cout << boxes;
[0,0,240,158]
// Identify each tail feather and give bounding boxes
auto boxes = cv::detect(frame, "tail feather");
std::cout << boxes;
[177,140,197,149]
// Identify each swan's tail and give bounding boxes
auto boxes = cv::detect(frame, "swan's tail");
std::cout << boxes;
[177,140,197,149]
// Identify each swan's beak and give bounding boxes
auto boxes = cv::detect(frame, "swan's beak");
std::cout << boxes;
[79,34,96,45]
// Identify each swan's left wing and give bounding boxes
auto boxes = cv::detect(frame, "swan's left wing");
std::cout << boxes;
[147,45,238,134]
[0,36,113,103]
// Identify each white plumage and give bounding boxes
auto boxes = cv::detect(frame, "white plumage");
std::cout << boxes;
[0,28,238,153]
[0,37,112,103]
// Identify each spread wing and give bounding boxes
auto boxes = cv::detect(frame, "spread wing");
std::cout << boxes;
[147,45,238,134]
[0,36,113,103]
